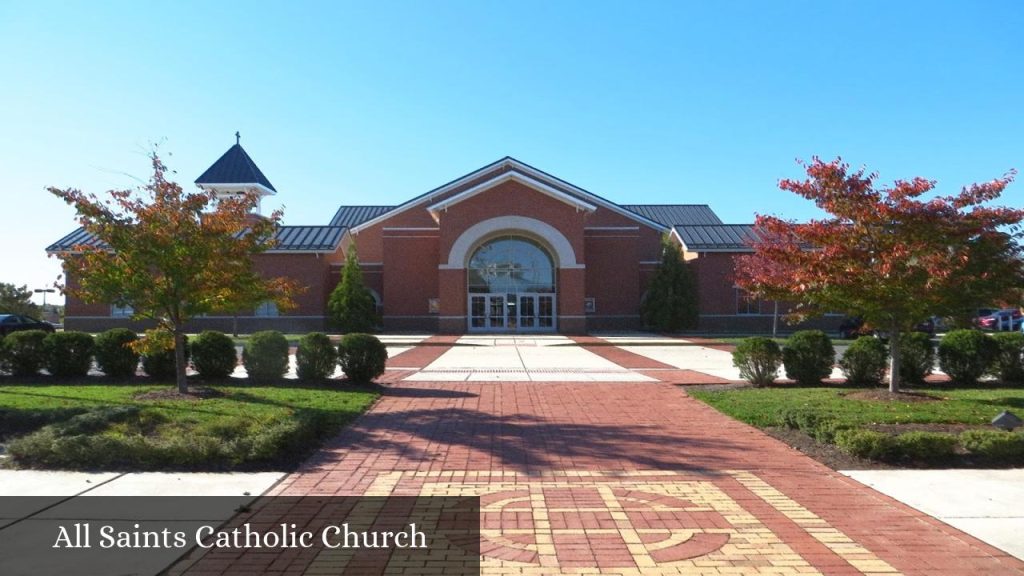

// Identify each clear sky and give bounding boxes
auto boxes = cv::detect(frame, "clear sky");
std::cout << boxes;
[2,0,1021,305]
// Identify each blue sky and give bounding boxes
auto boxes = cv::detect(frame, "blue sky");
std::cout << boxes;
[2,1,1021,305]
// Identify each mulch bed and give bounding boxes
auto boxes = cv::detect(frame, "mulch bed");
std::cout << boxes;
[763,426,892,470]
[866,423,989,435]
[134,387,225,401]
[684,382,754,393]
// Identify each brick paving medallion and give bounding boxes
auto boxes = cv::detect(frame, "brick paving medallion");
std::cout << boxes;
[180,336,1024,576]
[367,469,905,575]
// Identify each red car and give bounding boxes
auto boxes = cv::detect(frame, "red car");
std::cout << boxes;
[976,309,1023,331]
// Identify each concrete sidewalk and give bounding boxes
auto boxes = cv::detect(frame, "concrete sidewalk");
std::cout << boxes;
[844,468,1024,560]
[0,470,283,498]
[405,335,655,381]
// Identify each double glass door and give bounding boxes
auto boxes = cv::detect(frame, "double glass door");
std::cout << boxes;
[469,293,555,332]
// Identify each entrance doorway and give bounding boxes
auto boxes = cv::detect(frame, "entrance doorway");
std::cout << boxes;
[467,236,557,333]
[469,293,556,332]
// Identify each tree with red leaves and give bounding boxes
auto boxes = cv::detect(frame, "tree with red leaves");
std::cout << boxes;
[49,151,301,393]
[736,157,1024,392]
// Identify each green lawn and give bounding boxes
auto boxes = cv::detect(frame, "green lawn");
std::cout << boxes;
[0,384,378,471]
[689,386,1024,428]
[690,386,1024,465]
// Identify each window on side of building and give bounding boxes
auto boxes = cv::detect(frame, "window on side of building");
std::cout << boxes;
[735,288,760,315]
[254,301,279,317]
[111,304,134,317]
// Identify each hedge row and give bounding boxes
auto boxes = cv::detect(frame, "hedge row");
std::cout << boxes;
[731,330,838,387]
[781,407,1024,465]
[0,329,388,384]
[732,329,1024,387]
[5,405,337,470]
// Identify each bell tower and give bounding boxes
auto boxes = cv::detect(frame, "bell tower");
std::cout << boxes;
[194,132,277,213]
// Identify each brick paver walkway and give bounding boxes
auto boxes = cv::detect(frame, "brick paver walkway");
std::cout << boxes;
[181,339,1024,575]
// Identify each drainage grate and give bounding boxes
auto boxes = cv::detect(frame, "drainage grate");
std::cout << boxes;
[415,368,631,374]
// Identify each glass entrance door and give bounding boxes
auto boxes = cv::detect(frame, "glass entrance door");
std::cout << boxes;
[468,293,556,332]
[515,294,555,330]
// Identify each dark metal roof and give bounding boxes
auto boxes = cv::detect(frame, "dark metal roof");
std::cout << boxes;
[271,226,345,251]
[47,225,344,254]
[330,205,396,227]
[194,144,277,192]
[45,227,109,252]
[673,224,758,251]
[622,205,723,226]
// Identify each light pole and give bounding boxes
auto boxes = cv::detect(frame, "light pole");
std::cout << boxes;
[34,288,56,307]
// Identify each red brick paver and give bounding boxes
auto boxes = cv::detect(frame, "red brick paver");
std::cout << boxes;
[386,335,459,368]
[570,336,733,385]
[569,336,678,369]
[183,367,1024,574]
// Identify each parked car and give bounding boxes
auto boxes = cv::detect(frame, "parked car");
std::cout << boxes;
[975,308,1023,331]
[0,314,56,336]
[838,316,937,339]
[838,317,870,339]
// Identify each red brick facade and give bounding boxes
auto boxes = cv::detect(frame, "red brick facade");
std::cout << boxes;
[57,156,840,335]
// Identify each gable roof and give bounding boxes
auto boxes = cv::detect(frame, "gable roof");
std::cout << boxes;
[46,225,344,254]
[45,227,109,253]
[622,204,723,226]
[672,224,759,252]
[426,170,598,215]
[330,205,396,227]
[194,144,277,193]
[350,157,668,233]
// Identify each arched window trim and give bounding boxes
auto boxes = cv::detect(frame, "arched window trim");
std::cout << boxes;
[467,236,557,294]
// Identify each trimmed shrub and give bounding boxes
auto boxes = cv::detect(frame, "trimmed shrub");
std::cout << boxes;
[3,330,49,377]
[782,330,835,386]
[43,331,95,377]
[337,333,388,383]
[960,430,1024,463]
[835,429,895,460]
[328,248,378,333]
[898,332,934,385]
[296,332,337,381]
[891,431,958,464]
[190,331,237,380]
[780,408,847,442]
[938,329,998,385]
[94,328,140,378]
[641,234,699,331]
[840,336,888,386]
[142,336,189,380]
[242,330,290,380]
[5,405,346,470]
[731,337,782,387]
[991,332,1024,384]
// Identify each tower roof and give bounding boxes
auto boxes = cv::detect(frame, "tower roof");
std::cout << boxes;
[195,142,276,193]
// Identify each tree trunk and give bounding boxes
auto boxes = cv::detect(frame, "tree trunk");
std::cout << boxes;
[174,328,188,394]
[888,326,901,393]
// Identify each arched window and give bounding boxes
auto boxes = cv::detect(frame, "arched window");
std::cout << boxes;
[254,301,279,317]
[468,236,555,294]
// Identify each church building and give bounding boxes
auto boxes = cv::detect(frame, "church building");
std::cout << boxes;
[48,140,832,334]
